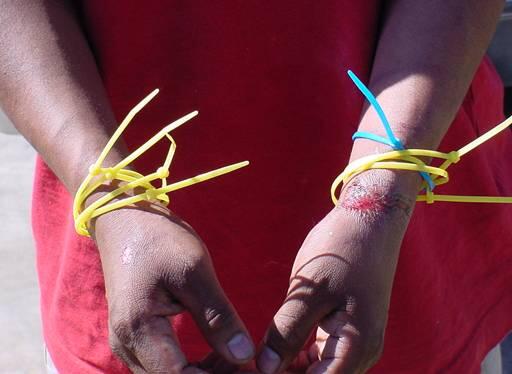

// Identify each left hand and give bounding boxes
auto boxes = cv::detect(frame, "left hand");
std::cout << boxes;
[256,173,417,373]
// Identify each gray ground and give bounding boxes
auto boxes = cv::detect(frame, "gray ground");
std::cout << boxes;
[0,116,43,373]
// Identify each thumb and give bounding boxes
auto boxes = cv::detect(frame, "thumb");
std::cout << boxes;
[257,290,332,374]
[176,266,255,365]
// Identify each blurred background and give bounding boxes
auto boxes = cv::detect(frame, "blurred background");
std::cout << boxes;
[0,2,511,373]
[0,111,41,373]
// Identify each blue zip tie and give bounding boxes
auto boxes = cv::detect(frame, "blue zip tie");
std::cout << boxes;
[347,70,435,191]
[352,131,396,148]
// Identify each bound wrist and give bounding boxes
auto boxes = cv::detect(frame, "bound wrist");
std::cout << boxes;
[337,169,419,221]
[81,177,171,237]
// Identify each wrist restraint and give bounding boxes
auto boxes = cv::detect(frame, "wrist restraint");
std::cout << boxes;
[73,89,249,237]
[331,70,512,205]
[74,72,512,236]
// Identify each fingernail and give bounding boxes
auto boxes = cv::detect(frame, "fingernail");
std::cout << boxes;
[227,333,254,360]
[257,346,281,374]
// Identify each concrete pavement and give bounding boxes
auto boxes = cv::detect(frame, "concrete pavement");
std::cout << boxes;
[0,120,43,373]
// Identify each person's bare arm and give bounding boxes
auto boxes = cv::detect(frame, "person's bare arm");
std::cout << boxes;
[0,1,254,371]
[351,0,504,163]
[0,0,121,193]
[257,1,504,373]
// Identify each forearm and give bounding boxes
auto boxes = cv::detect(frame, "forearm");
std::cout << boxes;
[339,1,503,228]
[348,0,503,188]
[0,0,124,193]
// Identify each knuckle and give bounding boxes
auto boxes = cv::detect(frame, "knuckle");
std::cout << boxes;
[181,255,205,281]
[167,251,208,292]
[204,304,236,332]
[110,314,143,349]
[289,262,344,305]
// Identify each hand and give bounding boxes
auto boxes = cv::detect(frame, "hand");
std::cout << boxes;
[197,348,312,373]
[257,173,417,373]
[90,201,255,373]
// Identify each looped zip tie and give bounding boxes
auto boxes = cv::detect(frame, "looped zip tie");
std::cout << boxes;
[73,89,249,237]
[348,70,435,191]
[331,70,512,205]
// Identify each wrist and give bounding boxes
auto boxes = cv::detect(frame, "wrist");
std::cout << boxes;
[82,179,171,238]
[337,169,419,221]
[68,145,128,194]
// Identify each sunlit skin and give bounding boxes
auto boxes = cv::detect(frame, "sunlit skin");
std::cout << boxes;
[0,0,504,372]
[343,190,388,212]
[340,180,414,217]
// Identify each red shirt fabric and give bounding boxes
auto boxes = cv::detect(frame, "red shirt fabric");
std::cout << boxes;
[32,2,512,372]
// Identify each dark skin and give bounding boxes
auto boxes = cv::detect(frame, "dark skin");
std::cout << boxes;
[257,1,504,372]
[0,0,504,373]
[1,1,254,372]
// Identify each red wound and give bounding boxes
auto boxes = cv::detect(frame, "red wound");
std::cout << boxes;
[342,189,387,212]
[340,182,412,216]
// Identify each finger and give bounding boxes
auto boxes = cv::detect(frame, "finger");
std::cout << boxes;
[257,293,331,374]
[287,350,313,372]
[109,331,146,374]
[176,268,255,365]
[312,327,329,360]
[307,342,320,365]
[112,314,190,373]
[198,351,240,373]
[318,311,361,361]
[307,333,360,374]
[307,359,346,374]
[307,310,380,373]
[182,366,210,374]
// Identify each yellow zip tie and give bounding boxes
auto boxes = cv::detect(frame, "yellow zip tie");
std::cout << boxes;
[73,90,249,237]
[331,114,512,205]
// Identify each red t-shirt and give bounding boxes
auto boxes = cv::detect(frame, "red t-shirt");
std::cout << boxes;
[32,2,512,372]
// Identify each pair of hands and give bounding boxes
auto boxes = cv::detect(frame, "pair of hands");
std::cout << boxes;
[90,173,415,373]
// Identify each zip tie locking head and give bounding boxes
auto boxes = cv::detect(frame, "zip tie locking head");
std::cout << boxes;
[157,167,169,179]
[448,151,460,164]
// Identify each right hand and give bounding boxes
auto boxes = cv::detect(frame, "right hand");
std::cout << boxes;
[90,202,255,373]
